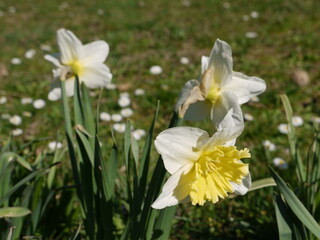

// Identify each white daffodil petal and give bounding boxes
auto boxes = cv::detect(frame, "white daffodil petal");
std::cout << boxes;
[230,172,251,195]
[226,71,266,105]
[175,79,200,112]
[152,164,194,209]
[211,91,243,129]
[81,63,112,89]
[44,54,62,67]
[207,39,233,87]
[184,100,212,121]
[201,56,209,74]
[205,107,244,149]
[155,127,207,174]
[80,41,109,64]
[57,28,82,64]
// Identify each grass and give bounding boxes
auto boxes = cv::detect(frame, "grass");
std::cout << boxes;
[0,0,319,239]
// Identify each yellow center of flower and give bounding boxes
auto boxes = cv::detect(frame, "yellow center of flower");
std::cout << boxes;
[176,146,250,206]
[206,82,221,105]
[68,60,84,76]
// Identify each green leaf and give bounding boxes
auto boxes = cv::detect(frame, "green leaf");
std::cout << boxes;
[0,207,31,218]
[249,177,277,192]
[73,76,84,126]
[152,206,176,240]
[269,166,320,238]
[274,193,293,240]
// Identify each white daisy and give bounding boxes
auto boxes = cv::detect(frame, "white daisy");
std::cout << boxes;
[134,88,145,96]
[33,99,46,109]
[120,108,133,118]
[150,65,163,75]
[48,141,63,151]
[118,96,131,107]
[180,57,190,65]
[25,49,36,59]
[21,97,33,104]
[100,112,111,122]
[292,116,303,127]
[12,128,23,136]
[111,113,123,122]
[278,123,289,134]
[263,140,276,151]
[273,157,288,170]
[0,96,7,104]
[244,113,254,121]
[11,58,22,65]
[113,123,126,133]
[9,115,22,126]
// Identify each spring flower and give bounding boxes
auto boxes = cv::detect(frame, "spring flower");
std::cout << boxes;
[113,123,126,133]
[100,112,111,122]
[12,128,23,136]
[273,157,288,170]
[278,123,289,134]
[48,141,63,151]
[244,113,254,121]
[118,96,131,107]
[150,65,163,75]
[9,115,22,126]
[263,140,276,151]
[292,115,303,127]
[25,49,36,59]
[176,39,266,126]
[121,108,134,118]
[0,96,7,104]
[152,110,251,209]
[180,57,190,65]
[11,57,22,65]
[33,99,46,109]
[111,113,123,122]
[134,88,145,96]
[21,97,33,104]
[132,129,146,140]
[45,29,112,100]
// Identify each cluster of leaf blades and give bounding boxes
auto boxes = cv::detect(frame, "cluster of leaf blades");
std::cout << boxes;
[60,77,183,239]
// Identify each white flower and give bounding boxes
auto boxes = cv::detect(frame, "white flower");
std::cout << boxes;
[120,108,133,118]
[181,0,191,7]
[180,57,190,65]
[132,129,146,140]
[118,96,131,107]
[9,115,22,126]
[21,97,33,104]
[292,116,303,127]
[223,2,231,9]
[244,113,254,121]
[97,9,104,15]
[312,116,320,124]
[242,15,249,21]
[120,92,130,98]
[263,140,276,151]
[40,44,52,52]
[150,65,163,75]
[100,112,111,122]
[273,157,288,170]
[250,96,260,102]
[134,88,145,96]
[48,141,63,151]
[8,6,16,13]
[111,113,123,122]
[176,39,266,126]
[11,57,22,65]
[33,99,46,109]
[250,11,259,18]
[278,123,289,134]
[0,96,7,104]
[152,110,251,209]
[45,29,112,100]
[245,32,258,39]
[1,113,11,120]
[25,49,36,59]
[23,111,32,117]
[113,123,126,133]
[12,128,23,136]
[106,83,117,90]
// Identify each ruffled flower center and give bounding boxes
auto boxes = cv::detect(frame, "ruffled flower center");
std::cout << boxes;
[206,82,220,105]
[180,146,250,206]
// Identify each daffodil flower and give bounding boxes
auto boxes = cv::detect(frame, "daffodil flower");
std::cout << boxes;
[45,29,112,100]
[152,110,251,209]
[176,39,266,125]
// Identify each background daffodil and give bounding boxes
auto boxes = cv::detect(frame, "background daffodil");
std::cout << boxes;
[45,28,112,100]
[176,39,266,126]
[152,110,251,209]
